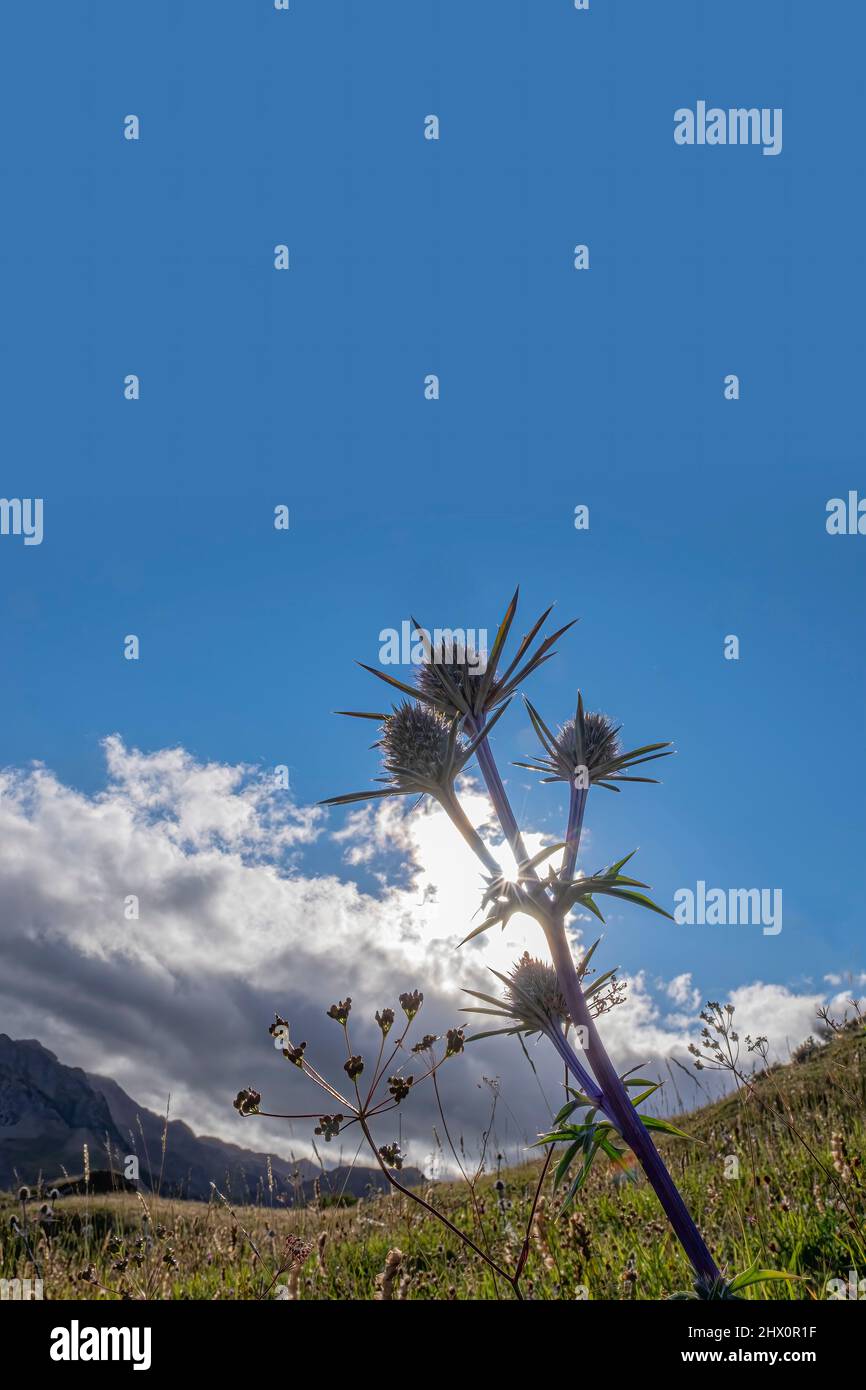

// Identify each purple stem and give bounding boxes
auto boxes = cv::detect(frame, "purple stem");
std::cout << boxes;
[467,717,720,1288]
[545,926,720,1287]
[562,784,588,882]
[466,718,532,869]
[544,1022,605,1110]
[462,718,602,1105]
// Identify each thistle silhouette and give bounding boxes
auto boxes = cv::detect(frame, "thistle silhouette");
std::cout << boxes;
[325,586,724,1292]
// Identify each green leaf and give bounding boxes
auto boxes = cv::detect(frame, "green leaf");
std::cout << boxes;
[597,887,674,920]
[334,709,389,720]
[561,1137,603,1208]
[356,661,430,704]
[475,587,519,707]
[519,840,567,874]
[628,1084,661,1107]
[456,915,502,947]
[319,789,399,806]
[554,1140,582,1188]
[728,1264,802,1292]
[564,1088,596,1107]
[581,895,607,923]
[497,605,556,690]
[597,1135,627,1164]
[465,1026,524,1043]
[608,850,638,875]
[534,1130,577,1146]
[523,697,560,761]
[461,987,512,1009]
[584,968,618,999]
[576,937,602,975]
[640,1115,697,1142]
[498,619,577,702]
[553,1099,582,1126]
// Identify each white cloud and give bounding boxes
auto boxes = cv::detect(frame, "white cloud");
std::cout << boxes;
[0,739,841,1170]
[824,972,866,988]
[665,972,701,1010]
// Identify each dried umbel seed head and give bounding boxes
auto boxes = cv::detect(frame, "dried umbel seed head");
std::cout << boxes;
[387,1075,413,1103]
[445,1027,465,1057]
[233,1087,262,1117]
[268,1013,289,1038]
[375,1007,395,1036]
[400,989,424,1021]
[591,974,628,1018]
[282,1042,307,1068]
[507,953,569,1029]
[411,1033,439,1054]
[327,998,352,1025]
[344,1055,364,1080]
[379,701,464,792]
[314,1114,343,1142]
[379,1143,403,1170]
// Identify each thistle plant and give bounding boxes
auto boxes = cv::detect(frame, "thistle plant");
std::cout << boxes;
[324,587,726,1293]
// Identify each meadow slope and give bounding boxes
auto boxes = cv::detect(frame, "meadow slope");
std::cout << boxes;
[2,1028,863,1301]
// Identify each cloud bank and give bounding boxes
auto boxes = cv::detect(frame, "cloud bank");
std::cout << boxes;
[0,739,850,1174]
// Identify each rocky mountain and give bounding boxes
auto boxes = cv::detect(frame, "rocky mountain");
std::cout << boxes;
[0,1034,124,1190]
[0,1035,421,1200]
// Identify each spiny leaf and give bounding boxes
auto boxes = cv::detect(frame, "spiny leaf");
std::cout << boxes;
[728,1264,802,1293]
[640,1116,698,1142]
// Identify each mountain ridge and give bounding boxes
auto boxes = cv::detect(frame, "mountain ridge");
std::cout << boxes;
[0,1035,421,1200]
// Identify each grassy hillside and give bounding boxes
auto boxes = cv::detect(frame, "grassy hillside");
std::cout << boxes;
[2,1027,863,1300]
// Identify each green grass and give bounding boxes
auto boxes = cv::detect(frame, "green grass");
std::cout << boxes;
[2,1029,863,1300]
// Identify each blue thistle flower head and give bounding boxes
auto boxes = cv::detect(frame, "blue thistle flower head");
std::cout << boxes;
[516,692,673,791]
[554,710,622,775]
[321,701,470,807]
[378,701,464,791]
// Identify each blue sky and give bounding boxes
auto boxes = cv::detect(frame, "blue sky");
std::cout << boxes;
[0,3,864,1149]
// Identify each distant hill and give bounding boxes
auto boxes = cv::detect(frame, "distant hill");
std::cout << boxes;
[0,1035,421,1201]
